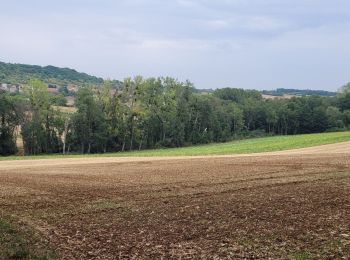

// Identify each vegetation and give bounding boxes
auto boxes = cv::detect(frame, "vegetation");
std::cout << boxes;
[1,131,349,160]
[291,252,311,260]
[261,88,336,97]
[1,75,350,157]
[0,217,55,259]
[0,61,121,88]
[49,94,67,106]
[0,92,24,155]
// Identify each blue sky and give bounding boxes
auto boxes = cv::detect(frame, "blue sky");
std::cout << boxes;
[1,0,350,91]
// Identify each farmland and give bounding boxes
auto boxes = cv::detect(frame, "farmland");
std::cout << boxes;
[1,141,350,259]
[3,2,350,259]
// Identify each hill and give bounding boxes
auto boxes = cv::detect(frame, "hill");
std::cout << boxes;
[0,61,121,88]
[262,88,336,97]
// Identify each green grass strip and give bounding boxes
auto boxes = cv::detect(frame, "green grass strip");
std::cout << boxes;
[1,131,350,161]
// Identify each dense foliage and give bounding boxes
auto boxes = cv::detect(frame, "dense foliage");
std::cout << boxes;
[0,61,121,87]
[0,78,349,156]
[0,93,23,155]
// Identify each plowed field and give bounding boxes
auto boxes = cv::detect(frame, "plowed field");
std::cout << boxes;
[1,142,350,259]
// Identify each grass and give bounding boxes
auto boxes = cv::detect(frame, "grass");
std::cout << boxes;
[290,252,310,260]
[2,131,350,161]
[0,218,55,259]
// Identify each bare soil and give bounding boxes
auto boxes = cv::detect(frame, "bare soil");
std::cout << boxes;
[1,142,350,259]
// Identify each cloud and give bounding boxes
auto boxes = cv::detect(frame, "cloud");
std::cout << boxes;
[1,0,350,90]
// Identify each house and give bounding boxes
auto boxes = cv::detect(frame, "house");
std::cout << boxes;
[0,83,22,93]
[67,84,79,93]
[0,83,7,91]
[48,84,59,94]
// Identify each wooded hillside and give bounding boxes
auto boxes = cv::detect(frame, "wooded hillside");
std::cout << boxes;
[0,61,121,88]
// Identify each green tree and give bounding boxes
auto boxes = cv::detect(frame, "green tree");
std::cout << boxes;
[49,93,67,106]
[21,79,62,155]
[0,92,24,155]
[337,83,350,111]
[71,87,108,153]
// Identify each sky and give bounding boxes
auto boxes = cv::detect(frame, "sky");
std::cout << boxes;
[1,0,350,91]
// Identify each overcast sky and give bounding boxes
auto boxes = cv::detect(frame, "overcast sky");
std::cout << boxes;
[1,0,350,91]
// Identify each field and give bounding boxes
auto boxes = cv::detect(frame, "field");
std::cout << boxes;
[4,130,350,160]
[1,141,350,259]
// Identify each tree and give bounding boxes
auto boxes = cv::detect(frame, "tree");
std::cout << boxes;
[49,93,67,106]
[21,79,62,155]
[71,87,108,153]
[337,83,350,111]
[2,77,349,156]
[265,103,278,134]
[326,106,344,129]
[227,102,244,137]
[0,92,24,155]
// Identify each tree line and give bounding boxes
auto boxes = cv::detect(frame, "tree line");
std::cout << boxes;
[0,61,120,87]
[1,78,350,156]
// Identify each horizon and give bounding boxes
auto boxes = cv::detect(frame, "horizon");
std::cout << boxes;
[0,60,341,93]
[1,1,350,91]
[0,60,340,92]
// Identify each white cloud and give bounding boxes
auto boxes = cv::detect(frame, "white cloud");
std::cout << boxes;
[1,0,350,90]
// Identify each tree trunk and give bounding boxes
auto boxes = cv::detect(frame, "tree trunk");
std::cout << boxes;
[122,134,126,151]
[130,126,134,151]
[62,118,69,155]
[45,115,49,152]
[139,137,143,151]
[129,114,137,151]
[63,141,66,155]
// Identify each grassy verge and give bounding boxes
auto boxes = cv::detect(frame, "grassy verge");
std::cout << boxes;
[1,131,350,161]
[0,217,55,259]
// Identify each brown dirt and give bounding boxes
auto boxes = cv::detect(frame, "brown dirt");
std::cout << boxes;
[1,142,350,259]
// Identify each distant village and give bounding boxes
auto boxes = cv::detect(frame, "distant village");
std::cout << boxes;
[0,83,22,93]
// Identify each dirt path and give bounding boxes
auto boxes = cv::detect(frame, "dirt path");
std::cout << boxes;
[0,142,349,259]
